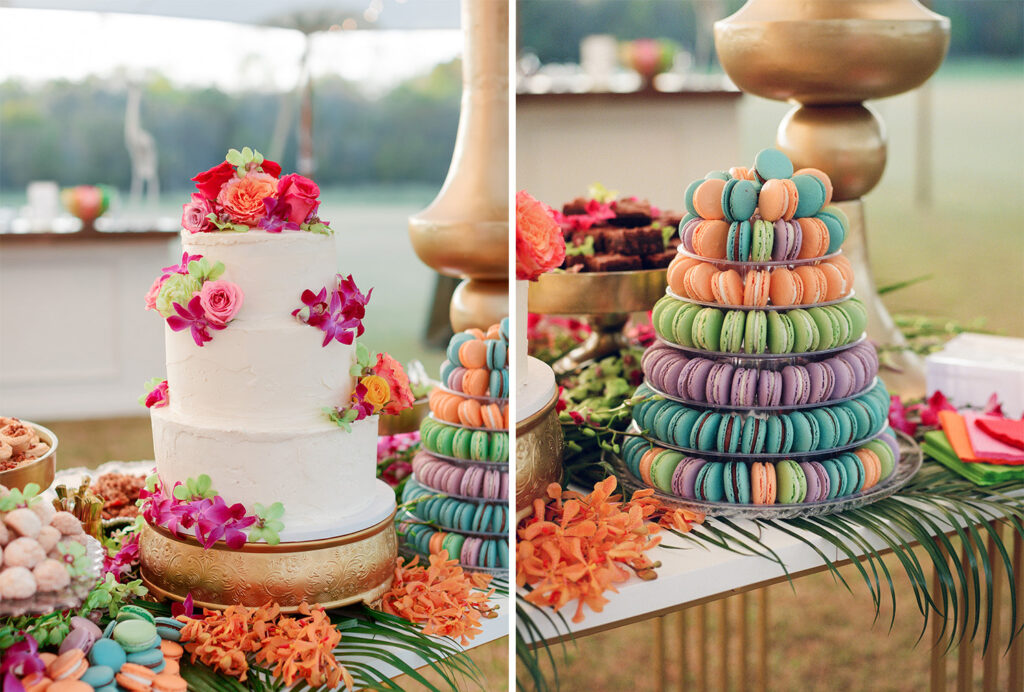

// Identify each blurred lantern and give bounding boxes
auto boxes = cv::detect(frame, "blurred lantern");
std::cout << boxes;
[61,185,112,222]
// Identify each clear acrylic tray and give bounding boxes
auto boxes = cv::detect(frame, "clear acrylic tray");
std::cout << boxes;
[611,429,922,519]
[676,246,843,269]
[417,449,509,469]
[427,413,506,433]
[655,334,867,360]
[438,384,508,405]
[410,471,508,505]
[643,376,880,413]
[665,288,855,311]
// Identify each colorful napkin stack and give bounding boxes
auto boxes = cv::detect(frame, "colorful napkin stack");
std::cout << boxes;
[922,408,1024,485]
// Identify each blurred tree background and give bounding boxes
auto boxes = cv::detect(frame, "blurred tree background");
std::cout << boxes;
[0,58,461,192]
[518,0,1023,64]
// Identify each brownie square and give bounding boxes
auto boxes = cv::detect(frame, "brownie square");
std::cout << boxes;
[583,253,643,272]
[564,254,586,270]
[570,229,606,254]
[643,250,677,269]
[606,226,664,255]
[609,198,652,227]
[562,197,590,215]
[658,209,684,228]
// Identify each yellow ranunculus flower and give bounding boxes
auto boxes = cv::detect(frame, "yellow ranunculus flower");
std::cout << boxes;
[360,375,391,414]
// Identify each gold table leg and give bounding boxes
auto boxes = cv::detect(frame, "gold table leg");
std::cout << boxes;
[1009,531,1024,691]
[982,522,1003,691]
[654,616,666,692]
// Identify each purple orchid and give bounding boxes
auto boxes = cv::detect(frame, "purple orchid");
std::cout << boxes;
[166,295,225,347]
[140,485,193,538]
[258,196,302,233]
[104,531,140,581]
[193,496,256,550]
[162,251,203,277]
[293,274,372,347]
[1,635,45,690]
[171,592,195,619]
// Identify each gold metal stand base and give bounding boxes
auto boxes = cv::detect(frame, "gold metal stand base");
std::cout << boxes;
[515,390,563,522]
[139,511,398,613]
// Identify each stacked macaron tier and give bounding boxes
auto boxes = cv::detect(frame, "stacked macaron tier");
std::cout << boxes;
[403,320,509,573]
[398,515,508,570]
[621,430,900,505]
[620,149,900,509]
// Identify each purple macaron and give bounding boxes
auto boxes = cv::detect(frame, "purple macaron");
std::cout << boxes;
[461,466,484,497]
[680,217,701,252]
[805,362,836,403]
[800,461,830,502]
[461,537,482,566]
[771,219,802,260]
[448,367,467,392]
[662,357,691,396]
[642,344,676,376]
[730,368,758,407]
[679,359,714,402]
[835,352,867,393]
[781,365,811,406]
[671,457,707,499]
[879,430,901,461]
[706,362,735,405]
[758,370,783,407]
[828,356,856,398]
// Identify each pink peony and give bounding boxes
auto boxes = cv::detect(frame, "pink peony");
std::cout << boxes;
[192,160,237,200]
[216,172,278,226]
[197,280,244,326]
[181,193,216,233]
[516,190,565,280]
[144,275,166,311]
[372,352,415,415]
[276,173,321,226]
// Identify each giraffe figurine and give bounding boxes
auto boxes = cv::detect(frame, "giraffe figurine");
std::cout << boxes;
[124,85,160,206]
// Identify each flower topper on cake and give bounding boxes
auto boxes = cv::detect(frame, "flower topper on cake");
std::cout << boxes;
[139,378,169,409]
[145,253,244,347]
[184,147,331,235]
[293,274,371,347]
[516,190,566,281]
[326,344,415,431]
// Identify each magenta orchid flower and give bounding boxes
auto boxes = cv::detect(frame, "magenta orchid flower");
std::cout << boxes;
[104,531,140,581]
[193,496,256,550]
[293,274,372,347]
[171,592,195,619]
[889,395,917,436]
[166,296,225,347]
[918,390,956,427]
[258,196,302,233]
[161,251,203,277]
[1,635,45,690]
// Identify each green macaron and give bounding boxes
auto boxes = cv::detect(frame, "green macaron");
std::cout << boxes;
[469,430,489,461]
[775,459,807,504]
[490,432,509,463]
[807,307,840,349]
[720,310,746,353]
[672,303,703,348]
[111,620,159,653]
[651,451,684,492]
[788,308,820,352]
[116,605,156,625]
[453,427,474,460]
[750,219,774,262]
[766,311,794,354]
[744,310,767,355]
[692,307,724,352]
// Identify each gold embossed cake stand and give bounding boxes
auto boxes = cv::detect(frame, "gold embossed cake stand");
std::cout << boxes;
[140,510,398,613]
[528,269,667,375]
[714,0,950,397]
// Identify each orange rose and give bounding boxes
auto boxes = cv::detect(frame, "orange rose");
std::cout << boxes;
[360,375,391,414]
[372,352,415,415]
[217,172,277,226]
[516,190,565,280]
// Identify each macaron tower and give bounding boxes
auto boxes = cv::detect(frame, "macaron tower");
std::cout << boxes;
[398,320,510,573]
[623,149,902,509]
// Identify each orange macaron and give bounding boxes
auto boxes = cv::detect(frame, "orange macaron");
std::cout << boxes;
[818,261,847,301]
[160,639,184,661]
[796,217,830,259]
[47,682,92,692]
[751,462,777,505]
[769,267,802,306]
[742,270,771,307]
[857,448,882,490]
[757,179,789,222]
[20,674,52,692]
[793,265,827,304]
[152,672,189,692]
[458,398,484,427]
[458,339,487,369]
[779,178,799,220]
[667,255,701,296]
[712,269,744,305]
[638,448,661,486]
[684,263,717,302]
[462,369,490,397]
[691,220,729,259]
[481,403,504,430]
[693,178,726,220]
[47,650,87,683]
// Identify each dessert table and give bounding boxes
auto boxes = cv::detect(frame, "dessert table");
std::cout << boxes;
[519,481,1024,692]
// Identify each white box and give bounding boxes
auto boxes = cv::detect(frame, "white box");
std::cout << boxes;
[925,333,1024,418]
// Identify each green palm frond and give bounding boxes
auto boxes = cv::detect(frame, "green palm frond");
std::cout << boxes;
[516,594,573,692]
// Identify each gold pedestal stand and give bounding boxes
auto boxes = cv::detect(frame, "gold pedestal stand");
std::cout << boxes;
[714,0,950,398]
[139,511,398,613]
[528,269,667,375]
[515,389,563,522]
[409,0,509,331]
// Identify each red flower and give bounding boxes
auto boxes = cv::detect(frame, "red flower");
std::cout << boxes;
[920,390,956,427]
[888,395,917,436]
[261,159,282,178]
[192,161,236,200]
[276,174,321,226]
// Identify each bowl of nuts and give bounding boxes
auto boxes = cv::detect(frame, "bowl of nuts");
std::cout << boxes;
[0,417,58,493]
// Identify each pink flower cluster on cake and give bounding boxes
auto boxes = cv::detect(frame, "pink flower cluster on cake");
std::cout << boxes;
[293,274,371,347]
[516,190,566,281]
[183,147,330,234]
[145,252,244,347]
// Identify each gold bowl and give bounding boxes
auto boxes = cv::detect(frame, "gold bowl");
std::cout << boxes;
[378,397,430,437]
[0,421,57,492]
[527,269,667,316]
[515,389,563,522]
[140,510,398,612]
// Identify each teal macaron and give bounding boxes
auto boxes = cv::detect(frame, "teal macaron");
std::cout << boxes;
[787,410,819,452]
[837,452,865,494]
[817,205,849,254]
[722,179,758,223]
[839,400,871,441]
[80,666,116,688]
[691,411,722,451]
[486,340,506,370]
[716,413,743,453]
[766,311,794,354]
[111,620,159,653]
[623,436,651,477]
[807,407,841,450]
[832,406,856,445]
[744,310,767,355]
[720,310,746,353]
[692,307,725,352]
[694,461,725,501]
[724,461,751,503]
[652,404,681,442]
[497,539,509,569]
[705,169,731,180]
[820,458,843,499]
[500,317,509,341]
[775,459,807,503]
[89,639,127,670]
[788,308,820,352]
[750,219,774,261]
[154,617,184,642]
[684,179,703,216]
[726,220,752,261]
[102,620,117,638]
[489,369,503,398]
[440,359,457,385]
[670,409,703,448]
[127,646,166,672]
[472,503,494,533]
[753,147,794,182]
[741,416,767,454]
[792,174,826,218]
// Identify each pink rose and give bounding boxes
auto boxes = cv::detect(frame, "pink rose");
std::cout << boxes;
[197,280,244,326]
[372,352,415,415]
[276,174,320,225]
[181,193,215,233]
[217,172,277,226]
[516,190,565,280]
[144,275,167,311]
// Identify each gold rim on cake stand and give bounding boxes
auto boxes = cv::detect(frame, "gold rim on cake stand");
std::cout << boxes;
[515,389,564,522]
[378,397,430,436]
[140,509,398,613]
[0,421,57,493]
[528,269,667,375]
